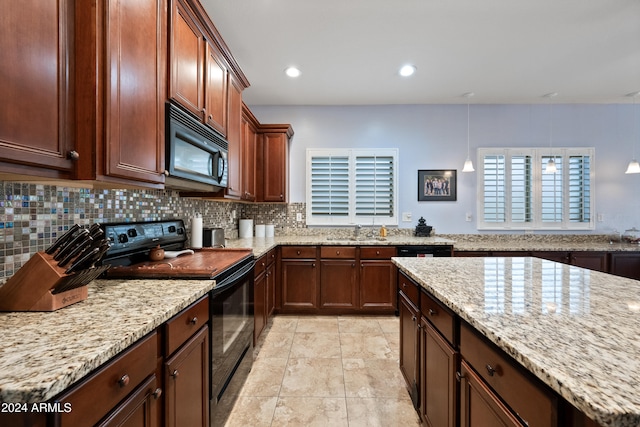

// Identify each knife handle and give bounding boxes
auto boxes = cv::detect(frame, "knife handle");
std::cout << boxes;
[45,224,80,255]
[66,247,100,274]
[58,236,93,267]
[54,229,89,261]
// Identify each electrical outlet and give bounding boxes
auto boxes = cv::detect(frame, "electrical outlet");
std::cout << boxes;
[597,213,604,222]
[465,212,472,222]
[402,212,412,222]
[231,210,237,219]
[296,213,303,222]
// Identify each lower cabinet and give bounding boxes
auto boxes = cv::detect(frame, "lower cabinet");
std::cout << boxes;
[459,360,522,427]
[279,246,319,312]
[609,251,640,280]
[96,375,161,427]
[164,326,209,427]
[359,247,397,312]
[398,275,420,408]
[320,246,358,310]
[254,253,268,345]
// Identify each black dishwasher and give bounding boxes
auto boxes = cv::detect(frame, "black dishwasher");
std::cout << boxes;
[396,245,452,257]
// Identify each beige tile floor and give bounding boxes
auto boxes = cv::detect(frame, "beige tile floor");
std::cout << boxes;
[223,315,421,427]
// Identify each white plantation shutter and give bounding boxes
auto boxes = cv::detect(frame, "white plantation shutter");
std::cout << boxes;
[478,148,594,230]
[307,149,398,225]
[355,155,394,217]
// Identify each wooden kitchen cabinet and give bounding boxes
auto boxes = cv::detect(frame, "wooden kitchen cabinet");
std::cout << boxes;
[359,247,397,312]
[169,0,228,136]
[74,0,166,187]
[96,375,160,427]
[260,126,294,203]
[266,248,277,317]
[225,75,244,199]
[609,251,640,280]
[399,272,420,408]
[254,253,268,345]
[279,246,319,313]
[164,296,210,427]
[320,246,358,310]
[241,106,258,201]
[0,0,75,178]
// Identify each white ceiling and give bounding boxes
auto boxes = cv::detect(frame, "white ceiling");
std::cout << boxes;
[201,0,640,105]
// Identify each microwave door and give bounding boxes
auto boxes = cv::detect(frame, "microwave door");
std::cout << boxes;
[173,131,215,179]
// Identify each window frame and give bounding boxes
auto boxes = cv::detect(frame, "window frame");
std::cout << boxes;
[306,148,399,226]
[477,147,595,230]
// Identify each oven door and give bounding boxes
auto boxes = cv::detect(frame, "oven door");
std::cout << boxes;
[210,257,254,422]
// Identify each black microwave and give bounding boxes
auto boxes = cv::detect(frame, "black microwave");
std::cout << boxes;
[165,102,228,190]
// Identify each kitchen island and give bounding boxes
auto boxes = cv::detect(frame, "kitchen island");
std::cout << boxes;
[392,256,640,427]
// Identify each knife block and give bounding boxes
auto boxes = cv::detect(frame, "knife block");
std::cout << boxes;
[0,251,106,312]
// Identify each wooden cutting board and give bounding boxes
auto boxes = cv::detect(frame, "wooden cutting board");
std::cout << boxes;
[105,248,253,278]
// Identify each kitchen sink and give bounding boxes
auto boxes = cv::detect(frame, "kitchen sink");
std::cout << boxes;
[326,236,387,242]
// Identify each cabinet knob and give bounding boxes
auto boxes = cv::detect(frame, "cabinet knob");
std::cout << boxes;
[428,308,437,316]
[163,170,170,176]
[411,315,417,322]
[312,263,316,268]
[262,262,266,267]
[376,251,380,255]
[352,263,355,268]
[67,150,80,160]
[456,371,464,382]
[152,388,162,399]
[208,115,213,120]
[336,251,340,255]
[118,374,130,388]
[485,364,497,377]
[190,316,198,325]
[297,250,301,255]
[171,369,179,378]
[280,194,283,200]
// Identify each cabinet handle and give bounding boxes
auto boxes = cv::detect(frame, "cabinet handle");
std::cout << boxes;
[297,250,301,255]
[118,374,130,388]
[67,150,80,160]
[171,369,179,378]
[152,388,162,399]
[411,315,416,322]
[456,371,464,382]
[428,308,437,316]
[336,251,340,255]
[190,316,198,325]
[262,262,266,267]
[280,194,283,200]
[312,263,316,268]
[485,364,497,376]
[208,114,213,120]
[351,263,355,268]
[376,251,380,255]
[163,170,170,176]
[402,283,407,288]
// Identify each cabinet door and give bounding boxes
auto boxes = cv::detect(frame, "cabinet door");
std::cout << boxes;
[169,0,205,117]
[570,252,607,272]
[103,0,166,184]
[281,260,318,311]
[241,116,257,201]
[421,319,457,427]
[254,271,266,345]
[165,326,209,427]
[320,259,358,310]
[225,76,243,199]
[204,42,228,135]
[399,292,419,409]
[609,252,640,280]
[262,132,289,202]
[0,0,75,174]
[266,263,276,317]
[97,375,161,427]
[459,360,522,427]
[360,260,396,312]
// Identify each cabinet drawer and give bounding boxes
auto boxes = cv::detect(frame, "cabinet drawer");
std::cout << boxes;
[165,296,209,355]
[281,246,317,259]
[56,332,158,427]
[267,248,277,265]
[360,246,396,259]
[254,254,268,277]
[398,272,419,306]
[421,290,455,345]
[320,246,356,259]
[460,323,557,427]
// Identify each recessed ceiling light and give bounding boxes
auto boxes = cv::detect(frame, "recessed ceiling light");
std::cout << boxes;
[399,65,416,77]
[285,67,301,78]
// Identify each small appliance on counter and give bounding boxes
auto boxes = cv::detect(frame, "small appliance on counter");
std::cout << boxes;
[414,217,433,237]
[203,228,225,247]
[622,227,640,244]
[0,223,111,311]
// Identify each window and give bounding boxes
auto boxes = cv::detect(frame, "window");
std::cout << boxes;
[306,148,398,226]
[478,148,594,230]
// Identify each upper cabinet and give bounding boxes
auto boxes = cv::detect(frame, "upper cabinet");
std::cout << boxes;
[260,125,294,203]
[0,0,76,178]
[168,0,234,138]
[75,0,168,187]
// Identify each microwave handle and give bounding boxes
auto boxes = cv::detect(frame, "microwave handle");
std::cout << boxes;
[215,151,225,182]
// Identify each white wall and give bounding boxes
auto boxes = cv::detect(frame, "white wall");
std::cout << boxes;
[250,104,640,234]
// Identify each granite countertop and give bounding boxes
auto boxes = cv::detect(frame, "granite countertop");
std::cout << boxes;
[392,256,640,427]
[0,278,215,404]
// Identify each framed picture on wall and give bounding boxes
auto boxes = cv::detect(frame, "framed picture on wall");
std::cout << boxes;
[418,169,457,201]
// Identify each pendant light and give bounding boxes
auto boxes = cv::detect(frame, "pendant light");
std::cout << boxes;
[544,92,558,174]
[625,91,640,174]
[462,92,475,172]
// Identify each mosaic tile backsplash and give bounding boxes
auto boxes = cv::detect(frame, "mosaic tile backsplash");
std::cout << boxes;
[0,181,303,279]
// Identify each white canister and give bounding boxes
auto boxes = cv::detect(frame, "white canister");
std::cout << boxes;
[265,224,275,237]
[191,213,203,249]
[255,224,266,237]
[239,219,253,239]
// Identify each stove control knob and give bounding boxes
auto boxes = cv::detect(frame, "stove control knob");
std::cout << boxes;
[118,233,128,243]
[127,228,137,238]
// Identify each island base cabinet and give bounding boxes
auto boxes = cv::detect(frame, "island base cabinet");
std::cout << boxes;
[421,319,457,427]
[399,291,420,409]
[459,360,522,427]
[96,375,160,427]
[164,325,209,427]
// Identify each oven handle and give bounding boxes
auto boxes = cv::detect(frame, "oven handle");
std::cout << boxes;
[214,259,256,290]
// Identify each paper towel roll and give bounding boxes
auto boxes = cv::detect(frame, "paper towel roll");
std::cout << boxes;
[191,214,203,249]
[239,219,253,238]
[255,224,266,237]
[265,224,275,237]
